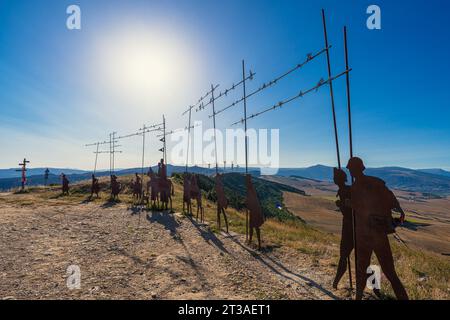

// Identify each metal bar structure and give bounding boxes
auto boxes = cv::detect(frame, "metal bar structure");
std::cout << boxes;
[213,48,327,118]
[177,86,218,172]
[86,139,121,176]
[200,72,255,114]
[185,106,193,173]
[344,25,357,292]
[81,13,359,284]
[230,70,351,126]
[157,123,199,139]
[94,142,100,175]
[116,122,164,186]
[211,85,219,174]
[141,124,147,200]
[322,9,341,169]
[242,60,249,176]
[242,60,250,241]
[323,9,352,292]
[191,86,216,113]
[196,72,255,173]
[162,115,167,164]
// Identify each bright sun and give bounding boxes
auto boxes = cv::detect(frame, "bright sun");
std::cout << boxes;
[91,23,197,107]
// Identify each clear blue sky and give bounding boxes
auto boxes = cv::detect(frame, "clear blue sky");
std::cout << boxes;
[0,0,449,170]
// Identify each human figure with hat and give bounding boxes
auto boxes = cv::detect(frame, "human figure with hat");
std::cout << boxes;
[346,157,408,300]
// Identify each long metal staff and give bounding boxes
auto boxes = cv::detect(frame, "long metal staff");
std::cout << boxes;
[141,124,147,203]
[186,108,192,173]
[242,60,250,241]
[344,25,357,292]
[94,142,99,175]
[322,9,341,169]
[163,116,167,164]
[109,133,112,176]
[322,9,352,290]
[211,84,219,174]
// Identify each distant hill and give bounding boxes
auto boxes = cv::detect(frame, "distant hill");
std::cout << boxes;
[418,168,450,178]
[0,165,213,191]
[172,172,306,221]
[276,165,450,196]
[0,168,88,179]
[1,164,450,195]
[276,165,334,181]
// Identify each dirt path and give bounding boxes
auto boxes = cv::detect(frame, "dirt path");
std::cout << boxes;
[0,198,343,300]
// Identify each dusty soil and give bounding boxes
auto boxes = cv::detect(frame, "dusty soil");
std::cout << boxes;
[0,193,344,300]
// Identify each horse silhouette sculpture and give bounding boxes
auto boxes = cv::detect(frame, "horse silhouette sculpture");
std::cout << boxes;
[90,174,100,199]
[132,173,143,203]
[190,174,204,222]
[110,175,122,201]
[246,174,264,250]
[158,176,174,211]
[215,173,229,233]
[182,174,192,214]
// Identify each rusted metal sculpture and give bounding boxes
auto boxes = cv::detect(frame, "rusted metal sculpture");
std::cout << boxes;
[215,173,229,233]
[61,173,70,196]
[90,174,100,199]
[158,177,173,211]
[183,173,192,214]
[132,172,143,203]
[245,174,264,250]
[190,174,204,222]
[110,174,121,201]
[347,157,408,300]
[147,168,159,208]
[158,158,167,180]
[157,160,173,211]
[332,168,353,289]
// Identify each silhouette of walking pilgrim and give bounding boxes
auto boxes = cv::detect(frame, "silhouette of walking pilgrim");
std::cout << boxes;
[132,172,143,202]
[245,174,264,249]
[332,168,353,289]
[90,174,100,199]
[61,173,70,196]
[340,157,408,300]
[110,175,121,201]
[214,173,229,233]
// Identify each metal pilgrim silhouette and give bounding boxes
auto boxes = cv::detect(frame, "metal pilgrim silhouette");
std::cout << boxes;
[79,9,411,300]
[345,157,409,300]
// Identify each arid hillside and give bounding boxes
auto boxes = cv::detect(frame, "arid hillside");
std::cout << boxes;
[0,175,449,300]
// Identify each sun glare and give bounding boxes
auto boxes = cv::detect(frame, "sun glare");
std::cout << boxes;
[91,23,198,108]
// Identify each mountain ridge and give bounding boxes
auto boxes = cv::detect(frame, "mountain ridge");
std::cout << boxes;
[1,164,450,195]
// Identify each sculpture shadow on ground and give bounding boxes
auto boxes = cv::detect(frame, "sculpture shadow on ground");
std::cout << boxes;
[146,211,180,239]
[101,199,120,208]
[186,215,230,256]
[228,236,340,300]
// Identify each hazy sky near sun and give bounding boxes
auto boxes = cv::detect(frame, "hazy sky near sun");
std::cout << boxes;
[0,0,449,170]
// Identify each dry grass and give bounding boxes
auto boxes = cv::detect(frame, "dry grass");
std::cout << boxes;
[4,175,449,300]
